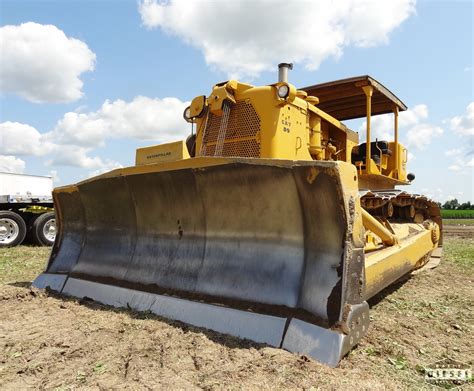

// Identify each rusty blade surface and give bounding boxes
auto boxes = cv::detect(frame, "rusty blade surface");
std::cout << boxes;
[44,160,365,327]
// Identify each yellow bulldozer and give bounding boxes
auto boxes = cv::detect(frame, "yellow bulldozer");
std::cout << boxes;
[34,64,442,367]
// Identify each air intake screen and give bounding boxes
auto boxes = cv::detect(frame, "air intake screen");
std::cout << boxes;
[201,100,261,158]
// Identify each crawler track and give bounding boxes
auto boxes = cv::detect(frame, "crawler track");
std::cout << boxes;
[360,190,442,233]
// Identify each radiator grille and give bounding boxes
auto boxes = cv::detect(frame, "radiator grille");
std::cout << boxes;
[202,139,261,158]
[201,100,261,158]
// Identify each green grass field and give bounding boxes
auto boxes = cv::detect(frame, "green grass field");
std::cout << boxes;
[443,237,474,269]
[0,246,50,284]
[441,209,474,219]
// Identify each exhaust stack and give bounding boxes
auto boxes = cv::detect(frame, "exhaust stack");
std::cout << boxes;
[278,63,293,83]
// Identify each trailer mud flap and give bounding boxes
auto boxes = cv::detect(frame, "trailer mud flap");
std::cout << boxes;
[33,158,367,366]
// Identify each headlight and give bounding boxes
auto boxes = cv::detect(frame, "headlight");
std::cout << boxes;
[183,106,193,122]
[277,84,290,99]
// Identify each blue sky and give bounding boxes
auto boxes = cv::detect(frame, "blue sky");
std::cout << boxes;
[0,0,472,202]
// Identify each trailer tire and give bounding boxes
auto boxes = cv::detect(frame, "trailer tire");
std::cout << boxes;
[0,211,27,247]
[29,212,56,246]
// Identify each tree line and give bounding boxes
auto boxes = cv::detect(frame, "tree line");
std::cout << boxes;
[441,199,474,210]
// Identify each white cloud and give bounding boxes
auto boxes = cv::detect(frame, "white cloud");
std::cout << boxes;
[399,104,443,151]
[0,22,96,103]
[445,148,463,157]
[449,102,474,137]
[401,104,428,127]
[139,0,416,78]
[447,154,473,172]
[46,96,189,148]
[0,121,54,156]
[0,121,121,174]
[44,145,121,171]
[0,155,26,173]
[0,94,187,177]
[359,104,442,150]
[406,123,443,151]
[444,105,474,174]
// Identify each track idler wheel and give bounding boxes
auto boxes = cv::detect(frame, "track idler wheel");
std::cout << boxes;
[382,202,394,218]
[398,204,415,221]
[423,220,441,244]
[368,201,394,218]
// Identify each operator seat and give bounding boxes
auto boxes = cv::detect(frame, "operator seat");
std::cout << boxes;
[352,140,392,165]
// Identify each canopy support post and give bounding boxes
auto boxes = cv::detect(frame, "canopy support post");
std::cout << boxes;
[393,105,399,178]
[362,85,373,173]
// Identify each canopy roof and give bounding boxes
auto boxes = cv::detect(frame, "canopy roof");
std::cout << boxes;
[301,75,407,121]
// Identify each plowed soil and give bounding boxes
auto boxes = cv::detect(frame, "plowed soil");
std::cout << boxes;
[443,225,474,239]
[1,227,473,390]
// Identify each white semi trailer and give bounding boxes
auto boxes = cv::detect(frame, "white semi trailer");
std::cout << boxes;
[0,172,56,247]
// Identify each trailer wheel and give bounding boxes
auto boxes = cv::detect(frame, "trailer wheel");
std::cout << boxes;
[29,212,56,246]
[0,211,27,247]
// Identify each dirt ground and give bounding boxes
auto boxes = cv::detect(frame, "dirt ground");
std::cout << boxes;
[0,226,473,390]
[443,224,474,239]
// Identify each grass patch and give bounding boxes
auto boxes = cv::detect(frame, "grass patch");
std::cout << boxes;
[443,238,474,270]
[443,218,474,226]
[441,209,474,219]
[0,245,50,284]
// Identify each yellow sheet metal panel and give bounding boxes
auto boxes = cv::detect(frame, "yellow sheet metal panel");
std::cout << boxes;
[364,229,436,299]
[135,140,190,166]
[194,80,360,162]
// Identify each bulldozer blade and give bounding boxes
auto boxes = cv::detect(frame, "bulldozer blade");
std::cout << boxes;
[33,158,368,367]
